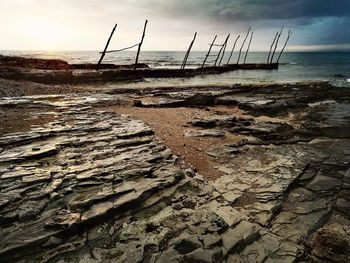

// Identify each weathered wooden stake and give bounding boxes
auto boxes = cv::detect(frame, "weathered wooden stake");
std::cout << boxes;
[270,26,283,64]
[181,32,197,70]
[218,42,227,66]
[97,23,117,67]
[214,42,224,66]
[237,26,251,64]
[215,34,230,66]
[227,35,240,64]
[277,30,292,63]
[244,31,253,64]
[202,35,217,68]
[134,20,148,70]
[267,32,278,64]
[218,34,230,66]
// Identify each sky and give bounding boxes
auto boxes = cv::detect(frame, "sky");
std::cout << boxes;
[1,0,350,51]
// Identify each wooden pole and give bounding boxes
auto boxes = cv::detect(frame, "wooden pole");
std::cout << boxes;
[227,35,240,64]
[218,42,227,66]
[243,31,253,64]
[181,32,197,70]
[214,42,224,66]
[202,35,217,68]
[270,26,283,64]
[237,26,251,64]
[214,46,223,66]
[97,23,117,67]
[267,32,278,64]
[134,20,148,70]
[277,30,292,63]
[218,34,230,66]
[215,34,230,66]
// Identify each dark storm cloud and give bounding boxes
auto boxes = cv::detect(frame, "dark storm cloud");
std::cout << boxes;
[309,16,350,45]
[130,0,350,22]
[1,0,349,50]
[125,0,350,49]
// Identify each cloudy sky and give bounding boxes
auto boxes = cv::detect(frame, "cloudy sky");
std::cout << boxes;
[1,0,350,51]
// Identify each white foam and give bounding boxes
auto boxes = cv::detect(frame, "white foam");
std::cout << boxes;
[347,78,350,83]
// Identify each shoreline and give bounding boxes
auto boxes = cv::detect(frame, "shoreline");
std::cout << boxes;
[1,54,349,88]
[0,74,337,98]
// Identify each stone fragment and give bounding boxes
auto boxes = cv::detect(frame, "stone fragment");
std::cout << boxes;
[221,221,258,255]
[308,224,350,263]
[306,175,342,193]
[185,129,226,138]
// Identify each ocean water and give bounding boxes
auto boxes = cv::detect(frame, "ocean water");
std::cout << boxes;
[1,50,350,87]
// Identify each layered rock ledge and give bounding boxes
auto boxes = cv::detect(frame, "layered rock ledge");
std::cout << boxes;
[0,81,349,263]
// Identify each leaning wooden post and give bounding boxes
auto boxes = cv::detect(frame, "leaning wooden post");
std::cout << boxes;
[237,26,251,64]
[277,30,292,63]
[202,35,217,68]
[215,34,230,66]
[134,20,148,70]
[243,31,253,64]
[181,32,197,70]
[227,35,240,64]
[267,32,278,64]
[218,42,227,66]
[97,23,117,68]
[218,34,230,66]
[214,46,223,66]
[270,26,283,64]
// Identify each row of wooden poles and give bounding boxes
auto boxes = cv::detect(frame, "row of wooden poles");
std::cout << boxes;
[97,20,148,70]
[97,20,291,70]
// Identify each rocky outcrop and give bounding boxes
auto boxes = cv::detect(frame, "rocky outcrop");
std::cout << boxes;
[0,95,181,262]
[0,82,349,262]
[125,82,350,262]
[0,55,149,70]
[307,224,350,262]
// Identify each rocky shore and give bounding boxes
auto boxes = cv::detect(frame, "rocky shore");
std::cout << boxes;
[0,78,349,262]
[0,55,277,84]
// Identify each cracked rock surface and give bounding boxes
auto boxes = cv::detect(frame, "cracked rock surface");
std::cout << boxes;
[0,82,350,263]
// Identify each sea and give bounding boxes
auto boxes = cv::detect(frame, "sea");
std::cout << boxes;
[1,50,350,88]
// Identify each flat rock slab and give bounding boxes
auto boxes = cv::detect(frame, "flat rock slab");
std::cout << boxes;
[1,82,350,263]
[185,129,226,138]
[0,95,185,262]
[0,93,313,263]
[216,95,275,107]
[0,140,59,163]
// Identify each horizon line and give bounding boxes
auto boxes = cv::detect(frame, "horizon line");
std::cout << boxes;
[1,49,350,53]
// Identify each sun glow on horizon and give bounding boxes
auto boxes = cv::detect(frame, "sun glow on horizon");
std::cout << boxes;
[1,0,349,51]
[16,18,72,50]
